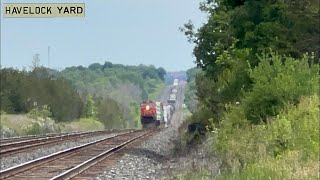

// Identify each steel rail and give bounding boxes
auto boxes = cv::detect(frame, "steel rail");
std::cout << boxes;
[50,129,154,180]
[0,131,105,157]
[0,132,76,144]
[0,129,134,157]
[1,131,86,147]
[0,129,141,179]
[0,129,132,144]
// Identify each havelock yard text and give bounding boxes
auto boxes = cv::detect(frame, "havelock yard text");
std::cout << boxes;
[3,4,85,18]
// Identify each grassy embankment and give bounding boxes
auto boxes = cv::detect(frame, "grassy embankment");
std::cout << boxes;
[174,57,320,179]
[172,98,319,180]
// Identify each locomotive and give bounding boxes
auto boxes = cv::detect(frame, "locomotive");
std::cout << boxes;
[140,79,179,129]
[140,100,164,128]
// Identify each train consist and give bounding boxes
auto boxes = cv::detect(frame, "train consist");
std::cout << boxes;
[167,79,178,106]
[140,79,178,128]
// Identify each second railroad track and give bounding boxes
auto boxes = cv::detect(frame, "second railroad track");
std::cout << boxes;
[0,129,132,157]
[0,128,156,179]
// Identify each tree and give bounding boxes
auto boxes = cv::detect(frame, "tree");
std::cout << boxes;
[88,63,102,71]
[0,68,83,121]
[103,61,113,69]
[95,96,124,129]
[156,67,167,81]
[60,63,166,127]
[83,95,97,118]
[31,54,41,70]
[181,0,319,78]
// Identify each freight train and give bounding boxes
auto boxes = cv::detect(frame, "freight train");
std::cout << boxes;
[168,79,178,106]
[140,100,163,128]
[140,79,179,129]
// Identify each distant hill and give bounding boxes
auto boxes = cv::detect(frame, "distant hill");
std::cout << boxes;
[164,71,187,85]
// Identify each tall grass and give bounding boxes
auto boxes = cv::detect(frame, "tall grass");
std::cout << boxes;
[59,118,104,132]
[179,53,319,179]
[214,95,319,179]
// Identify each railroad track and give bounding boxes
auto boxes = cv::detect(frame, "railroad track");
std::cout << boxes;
[0,132,78,145]
[0,129,156,179]
[0,129,132,157]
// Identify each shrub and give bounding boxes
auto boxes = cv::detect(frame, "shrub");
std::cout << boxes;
[22,118,60,135]
[214,95,319,179]
[27,105,52,120]
[244,52,319,124]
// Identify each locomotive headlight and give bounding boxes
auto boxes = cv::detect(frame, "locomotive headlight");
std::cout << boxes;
[146,105,150,110]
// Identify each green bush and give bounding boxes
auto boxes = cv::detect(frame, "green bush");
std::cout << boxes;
[244,52,319,124]
[24,122,43,135]
[214,95,319,179]
[27,105,52,120]
[0,68,83,121]
[23,119,60,135]
[175,51,319,179]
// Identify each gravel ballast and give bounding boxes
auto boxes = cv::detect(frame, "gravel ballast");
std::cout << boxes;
[96,127,220,180]
[96,125,221,180]
[96,126,179,180]
[96,82,220,180]
[0,133,119,170]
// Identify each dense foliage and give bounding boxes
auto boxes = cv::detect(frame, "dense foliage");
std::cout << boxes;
[1,62,166,129]
[182,0,319,77]
[182,0,319,179]
[60,62,166,128]
[1,67,83,121]
[184,67,201,113]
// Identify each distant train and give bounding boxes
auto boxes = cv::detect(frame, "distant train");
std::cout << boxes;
[167,79,179,105]
[140,100,163,128]
[140,79,179,129]
[173,79,179,86]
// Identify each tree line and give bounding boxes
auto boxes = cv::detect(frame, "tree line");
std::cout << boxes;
[60,62,166,128]
[1,67,83,121]
[1,62,166,129]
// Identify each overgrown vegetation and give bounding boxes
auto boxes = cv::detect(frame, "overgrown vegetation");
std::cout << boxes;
[184,67,201,113]
[213,56,319,179]
[24,105,60,135]
[180,0,319,179]
[0,67,83,121]
[217,95,319,179]
[1,61,166,134]
[0,106,60,137]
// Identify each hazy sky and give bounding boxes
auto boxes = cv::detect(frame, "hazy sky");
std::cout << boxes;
[1,0,207,71]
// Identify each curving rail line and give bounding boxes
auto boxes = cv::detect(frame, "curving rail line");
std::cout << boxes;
[0,129,156,179]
